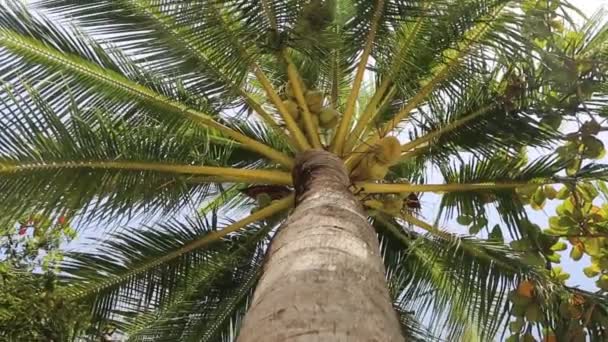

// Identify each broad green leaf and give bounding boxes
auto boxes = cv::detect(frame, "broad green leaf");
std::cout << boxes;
[570,245,584,261]
[457,215,474,226]
[550,241,567,252]
[584,264,601,278]
[523,252,545,267]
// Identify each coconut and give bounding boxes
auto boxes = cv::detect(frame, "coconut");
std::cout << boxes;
[256,193,272,207]
[298,115,319,131]
[305,90,324,113]
[320,116,338,129]
[283,99,300,120]
[368,163,390,180]
[383,197,402,214]
[375,136,402,165]
[319,107,339,129]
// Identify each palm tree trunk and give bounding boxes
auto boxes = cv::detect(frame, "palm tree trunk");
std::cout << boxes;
[238,150,403,342]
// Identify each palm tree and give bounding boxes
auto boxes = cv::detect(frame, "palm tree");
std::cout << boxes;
[1,0,608,340]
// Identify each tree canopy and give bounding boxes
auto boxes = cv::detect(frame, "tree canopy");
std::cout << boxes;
[0,0,607,340]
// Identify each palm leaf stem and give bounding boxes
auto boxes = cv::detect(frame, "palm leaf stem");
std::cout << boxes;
[283,52,323,148]
[345,0,431,151]
[0,162,293,185]
[357,181,544,194]
[253,66,311,151]
[400,105,494,154]
[332,0,385,154]
[0,29,293,167]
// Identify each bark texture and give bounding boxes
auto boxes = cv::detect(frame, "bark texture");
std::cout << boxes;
[238,150,403,342]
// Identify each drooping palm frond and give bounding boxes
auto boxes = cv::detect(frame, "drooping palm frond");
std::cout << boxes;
[0,3,292,166]
[435,154,567,236]
[400,76,559,163]
[0,2,210,117]
[125,264,259,342]
[59,195,291,319]
[37,1,255,104]
[378,229,443,342]
[376,215,608,341]
[121,222,270,342]
[36,0,303,148]
[394,306,443,342]
[0,89,293,222]
[376,215,518,340]
[60,212,281,337]
[178,265,259,342]
[62,216,224,316]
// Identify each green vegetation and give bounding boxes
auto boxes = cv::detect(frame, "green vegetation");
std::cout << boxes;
[0,0,607,340]
[0,214,92,341]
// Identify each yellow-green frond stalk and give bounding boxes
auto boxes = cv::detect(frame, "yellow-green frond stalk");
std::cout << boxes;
[346,3,508,167]
[253,65,311,152]
[284,54,323,148]
[331,0,385,155]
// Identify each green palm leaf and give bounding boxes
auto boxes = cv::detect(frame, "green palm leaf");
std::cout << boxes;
[122,222,270,342]
[0,89,293,221]
[377,215,608,340]
[60,214,278,334]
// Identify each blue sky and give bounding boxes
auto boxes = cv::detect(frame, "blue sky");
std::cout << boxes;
[571,0,608,15]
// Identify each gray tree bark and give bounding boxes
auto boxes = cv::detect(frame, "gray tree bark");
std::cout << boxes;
[238,150,404,342]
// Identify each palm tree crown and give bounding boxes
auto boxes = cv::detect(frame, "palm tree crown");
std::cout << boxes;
[1,0,608,340]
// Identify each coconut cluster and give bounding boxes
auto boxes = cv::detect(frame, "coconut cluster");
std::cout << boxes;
[294,0,335,36]
[282,82,339,130]
[352,136,402,181]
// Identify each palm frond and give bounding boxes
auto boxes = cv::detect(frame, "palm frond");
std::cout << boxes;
[0,3,292,166]
[377,213,608,340]
[394,306,443,342]
[345,0,545,168]
[378,229,443,342]
[62,216,222,315]
[376,215,518,340]
[0,89,295,222]
[566,163,608,181]
[401,78,559,162]
[122,221,269,342]
[436,154,566,238]
[182,265,259,342]
[346,0,432,149]
[37,0,300,148]
[38,0,255,92]
[331,0,387,153]
[373,0,529,132]
[1,1,606,341]
[59,196,291,316]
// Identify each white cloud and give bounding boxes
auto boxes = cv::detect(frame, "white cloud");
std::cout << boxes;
[568,0,608,16]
